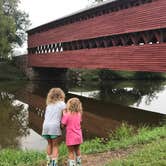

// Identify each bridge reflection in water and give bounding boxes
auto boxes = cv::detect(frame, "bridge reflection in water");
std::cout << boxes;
[14,82,164,139]
[0,80,165,151]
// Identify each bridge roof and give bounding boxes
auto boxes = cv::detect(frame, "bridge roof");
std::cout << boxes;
[27,0,119,34]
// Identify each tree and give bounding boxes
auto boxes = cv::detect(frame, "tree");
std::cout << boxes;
[89,0,105,4]
[0,0,30,59]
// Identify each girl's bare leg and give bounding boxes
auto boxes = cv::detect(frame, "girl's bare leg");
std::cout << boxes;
[74,145,82,166]
[74,144,81,156]
[46,139,52,165]
[67,146,76,166]
[52,138,59,159]
[67,146,75,160]
[47,139,52,156]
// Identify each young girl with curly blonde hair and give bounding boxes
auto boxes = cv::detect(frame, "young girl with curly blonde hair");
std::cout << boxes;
[42,88,66,166]
[61,97,83,166]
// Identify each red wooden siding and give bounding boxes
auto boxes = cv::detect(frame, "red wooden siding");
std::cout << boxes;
[28,0,166,48]
[28,43,166,72]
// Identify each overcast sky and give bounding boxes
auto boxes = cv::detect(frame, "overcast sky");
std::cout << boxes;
[19,0,91,29]
[16,0,92,54]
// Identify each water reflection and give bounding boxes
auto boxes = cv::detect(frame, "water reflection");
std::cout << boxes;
[0,92,29,149]
[99,81,166,114]
[71,80,166,114]
[0,80,165,151]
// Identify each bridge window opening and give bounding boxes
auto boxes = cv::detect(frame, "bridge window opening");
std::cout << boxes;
[46,45,49,53]
[125,35,134,46]
[40,46,43,54]
[68,43,73,50]
[57,43,61,52]
[29,28,166,54]
[42,46,46,53]
[139,43,144,45]
[88,39,95,48]
[138,36,145,45]
[163,30,166,42]
[56,47,59,52]
[38,46,41,54]
[73,41,78,50]
[78,41,83,49]
[45,45,49,53]
[150,34,158,44]
[48,45,51,53]
[44,45,47,53]
[41,46,44,53]
[51,44,55,52]
[108,39,114,47]
[50,44,54,52]
[60,47,63,52]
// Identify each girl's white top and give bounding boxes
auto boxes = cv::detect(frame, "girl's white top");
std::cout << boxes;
[42,101,66,135]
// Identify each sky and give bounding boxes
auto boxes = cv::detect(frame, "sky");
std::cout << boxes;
[16,0,92,54]
[19,0,90,29]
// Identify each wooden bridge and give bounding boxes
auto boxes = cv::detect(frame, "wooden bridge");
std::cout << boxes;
[27,0,166,72]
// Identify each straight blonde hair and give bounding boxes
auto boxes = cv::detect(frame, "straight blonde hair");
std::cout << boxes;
[46,88,65,105]
[66,97,83,114]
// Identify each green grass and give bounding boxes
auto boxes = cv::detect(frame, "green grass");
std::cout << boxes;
[0,149,45,166]
[106,138,166,166]
[0,62,26,81]
[81,123,166,154]
[0,123,166,166]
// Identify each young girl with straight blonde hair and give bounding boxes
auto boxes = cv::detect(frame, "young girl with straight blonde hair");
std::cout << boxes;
[61,97,83,166]
[42,88,66,166]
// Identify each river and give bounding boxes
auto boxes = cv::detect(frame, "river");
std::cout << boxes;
[0,80,165,151]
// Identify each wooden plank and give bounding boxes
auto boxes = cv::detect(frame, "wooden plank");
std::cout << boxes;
[28,43,166,72]
[28,0,166,48]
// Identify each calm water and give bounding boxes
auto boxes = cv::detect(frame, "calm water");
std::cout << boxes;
[0,80,165,151]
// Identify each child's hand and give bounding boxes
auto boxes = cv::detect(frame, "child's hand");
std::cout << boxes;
[63,109,67,114]
[60,123,65,129]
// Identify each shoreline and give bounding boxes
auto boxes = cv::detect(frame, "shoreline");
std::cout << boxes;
[0,123,165,166]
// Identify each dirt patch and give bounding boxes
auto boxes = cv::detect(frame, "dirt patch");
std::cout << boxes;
[81,147,135,166]
[40,146,140,166]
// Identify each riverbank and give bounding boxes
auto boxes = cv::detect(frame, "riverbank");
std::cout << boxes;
[0,62,26,81]
[69,68,166,82]
[0,123,165,166]
[1,60,166,82]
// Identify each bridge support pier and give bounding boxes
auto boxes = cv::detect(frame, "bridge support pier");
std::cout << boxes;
[27,67,68,81]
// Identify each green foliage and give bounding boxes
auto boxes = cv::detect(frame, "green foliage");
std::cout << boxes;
[134,71,166,80]
[0,62,26,80]
[0,124,165,166]
[68,69,100,82]
[99,69,166,80]
[0,0,30,59]
[110,123,134,140]
[99,70,136,80]
[81,137,108,154]
[0,149,45,166]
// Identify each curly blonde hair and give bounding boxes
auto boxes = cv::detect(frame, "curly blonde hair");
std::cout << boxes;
[46,88,65,105]
[67,97,83,114]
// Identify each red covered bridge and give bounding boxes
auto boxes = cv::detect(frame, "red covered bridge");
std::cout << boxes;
[27,0,166,72]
